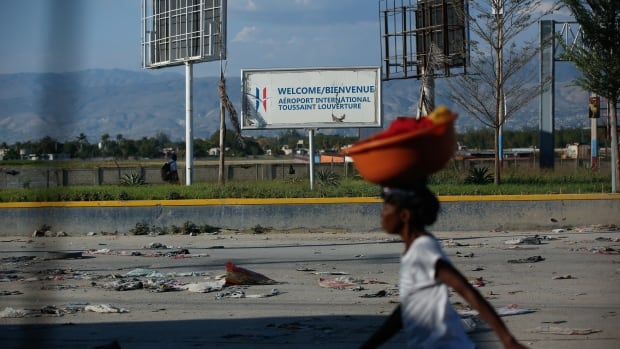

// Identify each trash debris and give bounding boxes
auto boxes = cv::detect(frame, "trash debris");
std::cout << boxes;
[318,276,357,289]
[245,288,280,298]
[43,251,83,260]
[101,279,144,291]
[40,305,63,316]
[594,237,620,242]
[443,239,469,247]
[496,304,535,316]
[456,251,474,258]
[181,279,226,293]
[0,307,30,318]
[468,276,485,287]
[529,326,601,335]
[312,271,349,275]
[225,262,277,285]
[552,274,575,280]
[504,235,542,245]
[215,287,280,299]
[507,255,545,263]
[459,304,534,317]
[85,304,129,313]
[125,268,209,278]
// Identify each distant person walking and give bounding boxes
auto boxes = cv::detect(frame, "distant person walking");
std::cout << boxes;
[161,153,179,184]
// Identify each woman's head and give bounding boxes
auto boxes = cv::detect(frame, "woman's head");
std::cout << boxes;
[380,179,439,233]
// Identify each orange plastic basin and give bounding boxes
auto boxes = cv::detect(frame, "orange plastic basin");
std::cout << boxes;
[345,113,457,187]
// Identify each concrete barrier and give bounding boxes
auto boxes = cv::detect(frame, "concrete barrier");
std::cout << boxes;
[0,194,618,236]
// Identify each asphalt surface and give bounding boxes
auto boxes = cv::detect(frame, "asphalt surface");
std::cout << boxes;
[1,227,619,349]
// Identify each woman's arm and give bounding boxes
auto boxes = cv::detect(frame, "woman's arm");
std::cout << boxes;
[359,305,403,349]
[435,259,529,349]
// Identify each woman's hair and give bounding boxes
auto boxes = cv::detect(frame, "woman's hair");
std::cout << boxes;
[381,178,440,229]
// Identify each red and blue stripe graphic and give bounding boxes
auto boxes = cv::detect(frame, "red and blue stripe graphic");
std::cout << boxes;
[255,87,267,112]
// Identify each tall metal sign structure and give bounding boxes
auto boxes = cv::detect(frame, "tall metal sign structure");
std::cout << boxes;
[539,20,586,169]
[380,0,467,116]
[142,0,227,185]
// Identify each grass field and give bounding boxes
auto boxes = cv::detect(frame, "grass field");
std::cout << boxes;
[0,163,612,202]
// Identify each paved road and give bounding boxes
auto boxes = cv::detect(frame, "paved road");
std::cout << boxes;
[1,228,619,348]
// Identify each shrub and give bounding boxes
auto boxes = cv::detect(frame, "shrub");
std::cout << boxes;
[316,169,340,187]
[464,166,494,184]
[120,171,145,186]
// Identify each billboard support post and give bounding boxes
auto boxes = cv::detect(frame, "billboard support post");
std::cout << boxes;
[308,129,315,190]
[185,62,193,185]
[142,0,227,186]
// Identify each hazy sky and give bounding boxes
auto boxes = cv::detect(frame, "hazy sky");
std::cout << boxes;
[0,0,382,77]
[0,0,574,77]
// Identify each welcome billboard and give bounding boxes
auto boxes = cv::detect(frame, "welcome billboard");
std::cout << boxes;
[241,67,382,129]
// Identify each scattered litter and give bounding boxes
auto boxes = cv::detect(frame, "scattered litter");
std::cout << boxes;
[459,304,534,317]
[143,279,186,292]
[312,271,349,275]
[551,228,567,233]
[529,326,601,335]
[125,268,165,278]
[444,239,469,247]
[296,267,316,272]
[456,251,474,258]
[145,242,173,249]
[64,302,89,313]
[0,307,30,318]
[85,304,129,313]
[574,246,620,255]
[181,279,226,293]
[507,255,545,263]
[468,276,485,287]
[504,235,542,245]
[125,268,209,278]
[496,304,535,316]
[552,274,575,280]
[594,237,620,242]
[245,288,280,298]
[0,290,23,296]
[216,289,247,299]
[318,276,357,289]
[40,305,63,316]
[225,262,277,285]
[101,279,144,291]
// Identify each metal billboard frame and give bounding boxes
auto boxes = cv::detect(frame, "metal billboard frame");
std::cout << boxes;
[380,0,468,81]
[141,0,226,69]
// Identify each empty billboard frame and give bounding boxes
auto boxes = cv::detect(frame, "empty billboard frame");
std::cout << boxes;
[142,0,226,68]
[380,0,467,81]
[241,67,382,130]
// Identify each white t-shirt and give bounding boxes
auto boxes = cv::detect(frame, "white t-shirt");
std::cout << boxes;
[399,235,475,349]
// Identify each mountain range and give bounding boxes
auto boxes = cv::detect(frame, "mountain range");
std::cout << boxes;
[0,65,591,145]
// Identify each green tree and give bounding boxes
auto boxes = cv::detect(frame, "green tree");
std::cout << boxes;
[100,133,111,157]
[560,0,620,192]
[448,0,559,184]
